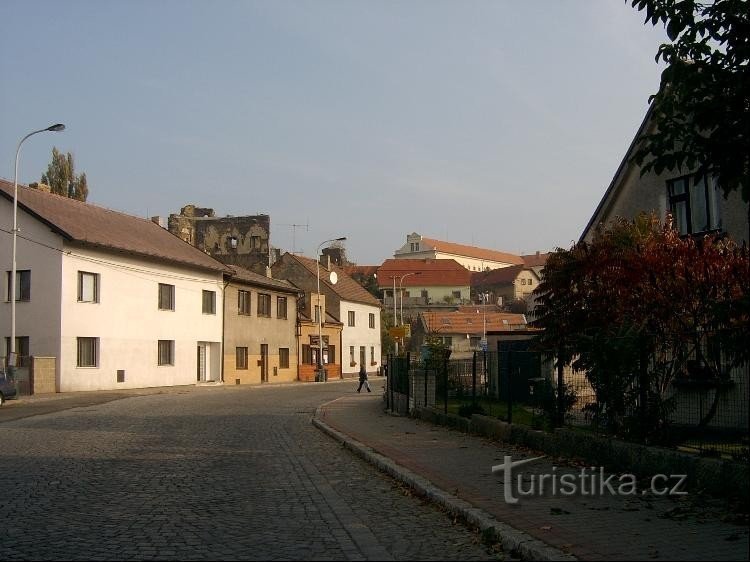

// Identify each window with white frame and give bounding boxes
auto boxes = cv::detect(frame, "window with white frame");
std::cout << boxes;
[157,340,174,366]
[202,290,216,314]
[369,313,375,329]
[236,347,248,370]
[158,283,175,311]
[258,293,271,317]
[238,290,251,315]
[77,337,98,367]
[348,311,356,327]
[277,296,287,319]
[77,271,99,303]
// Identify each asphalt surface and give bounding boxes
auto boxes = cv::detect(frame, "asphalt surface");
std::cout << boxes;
[0,381,504,561]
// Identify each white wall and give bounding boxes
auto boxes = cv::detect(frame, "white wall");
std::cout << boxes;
[0,199,64,362]
[340,300,381,376]
[59,245,224,391]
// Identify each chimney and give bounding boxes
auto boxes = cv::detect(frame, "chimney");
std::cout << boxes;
[151,216,166,228]
[320,254,331,270]
[265,266,272,278]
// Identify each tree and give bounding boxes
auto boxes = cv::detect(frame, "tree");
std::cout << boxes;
[40,147,89,202]
[630,0,749,214]
[533,214,749,439]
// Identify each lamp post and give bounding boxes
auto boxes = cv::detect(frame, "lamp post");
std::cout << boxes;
[398,272,420,326]
[9,124,65,369]
[315,236,346,382]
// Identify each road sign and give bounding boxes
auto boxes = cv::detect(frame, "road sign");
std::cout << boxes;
[480,338,488,352]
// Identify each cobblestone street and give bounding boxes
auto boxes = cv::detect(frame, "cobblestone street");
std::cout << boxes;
[0,383,502,561]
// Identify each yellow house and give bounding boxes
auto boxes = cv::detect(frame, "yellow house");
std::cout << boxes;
[223,266,300,385]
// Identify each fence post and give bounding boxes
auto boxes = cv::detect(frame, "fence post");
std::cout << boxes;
[556,349,565,428]
[388,354,393,412]
[444,353,448,415]
[406,352,411,414]
[472,351,477,406]
[507,350,513,424]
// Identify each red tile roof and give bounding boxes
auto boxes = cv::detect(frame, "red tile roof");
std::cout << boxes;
[377,259,471,288]
[227,265,300,294]
[289,254,381,307]
[421,237,524,266]
[343,265,378,277]
[0,179,228,273]
[521,252,550,267]
[470,265,525,287]
[421,310,527,334]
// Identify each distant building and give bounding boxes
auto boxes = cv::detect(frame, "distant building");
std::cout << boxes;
[168,204,274,274]
[394,232,523,271]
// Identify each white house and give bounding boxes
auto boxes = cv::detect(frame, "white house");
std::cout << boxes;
[394,233,524,272]
[0,180,228,392]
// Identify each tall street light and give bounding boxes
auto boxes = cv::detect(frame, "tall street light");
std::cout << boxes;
[398,271,420,326]
[316,236,346,382]
[389,275,398,356]
[9,124,65,369]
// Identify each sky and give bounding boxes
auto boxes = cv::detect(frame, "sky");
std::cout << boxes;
[0,1,667,265]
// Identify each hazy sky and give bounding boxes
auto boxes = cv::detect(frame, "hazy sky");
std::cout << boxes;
[0,1,667,264]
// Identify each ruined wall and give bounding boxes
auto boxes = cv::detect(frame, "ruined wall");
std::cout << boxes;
[168,204,270,272]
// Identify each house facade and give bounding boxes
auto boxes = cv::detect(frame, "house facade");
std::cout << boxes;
[1,180,227,392]
[376,259,471,312]
[223,266,300,385]
[581,106,749,244]
[272,253,381,378]
[411,310,528,359]
[297,291,343,381]
[394,233,524,272]
[471,265,541,309]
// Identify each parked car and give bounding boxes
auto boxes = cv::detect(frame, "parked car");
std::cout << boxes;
[0,369,18,406]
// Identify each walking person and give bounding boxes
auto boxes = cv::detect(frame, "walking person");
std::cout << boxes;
[357,365,371,393]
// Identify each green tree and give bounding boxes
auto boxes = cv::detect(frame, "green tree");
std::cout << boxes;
[40,147,89,202]
[630,0,749,216]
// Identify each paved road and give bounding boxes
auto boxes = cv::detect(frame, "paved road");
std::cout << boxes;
[0,382,503,561]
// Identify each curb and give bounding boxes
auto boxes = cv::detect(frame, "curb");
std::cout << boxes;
[313,403,577,562]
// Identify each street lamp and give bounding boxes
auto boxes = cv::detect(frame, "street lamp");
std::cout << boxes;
[315,236,346,382]
[9,124,65,369]
[398,272,420,326]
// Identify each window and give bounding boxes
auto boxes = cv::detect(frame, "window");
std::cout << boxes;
[202,290,216,314]
[370,346,375,365]
[348,311,356,327]
[78,271,99,303]
[521,279,526,286]
[667,173,722,235]
[258,293,271,317]
[158,283,175,310]
[236,347,248,370]
[277,296,287,319]
[443,336,453,347]
[302,344,313,364]
[327,345,335,365]
[158,340,174,366]
[369,313,375,329]
[350,346,355,365]
[5,336,30,364]
[6,270,30,301]
[238,290,251,315]
[359,346,366,366]
[452,291,461,299]
[279,348,289,369]
[77,337,98,367]
[470,336,481,348]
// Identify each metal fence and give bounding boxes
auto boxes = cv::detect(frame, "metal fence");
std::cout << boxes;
[384,343,749,462]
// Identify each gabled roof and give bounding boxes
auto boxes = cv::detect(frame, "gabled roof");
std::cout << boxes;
[580,104,655,242]
[471,265,525,287]
[420,310,527,335]
[521,252,550,268]
[286,254,381,307]
[343,265,378,277]
[376,258,471,288]
[227,265,300,294]
[0,179,229,273]
[420,237,524,265]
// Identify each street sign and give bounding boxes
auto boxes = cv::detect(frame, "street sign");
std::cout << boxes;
[480,338,488,352]
[389,326,408,339]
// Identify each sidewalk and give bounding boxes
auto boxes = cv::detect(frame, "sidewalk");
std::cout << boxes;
[314,392,749,561]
